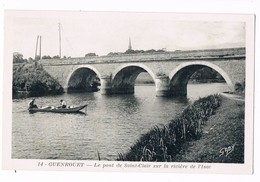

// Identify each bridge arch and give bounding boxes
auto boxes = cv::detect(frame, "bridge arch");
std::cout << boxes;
[111,63,156,94]
[168,61,233,97]
[66,65,101,93]
[112,63,156,81]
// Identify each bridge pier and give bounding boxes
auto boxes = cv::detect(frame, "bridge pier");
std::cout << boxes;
[169,75,189,97]
[100,75,113,95]
[155,76,170,97]
[169,84,187,97]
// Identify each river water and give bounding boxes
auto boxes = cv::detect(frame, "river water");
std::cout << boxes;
[12,83,229,160]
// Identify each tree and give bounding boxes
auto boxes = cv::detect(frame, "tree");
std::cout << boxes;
[52,55,60,59]
[125,49,144,54]
[107,52,122,56]
[13,64,64,97]
[42,55,52,59]
[13,52,26,63]
[190,67,224,83]
[28,57,34,63]
[85,53,97,57]
[145,49,156,53]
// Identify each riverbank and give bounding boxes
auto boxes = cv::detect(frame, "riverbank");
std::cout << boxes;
[175,96,244,163]
[13,63,64,98]
[117,94,244,163]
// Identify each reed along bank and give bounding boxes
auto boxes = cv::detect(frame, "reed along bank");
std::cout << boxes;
[117,94,244,163]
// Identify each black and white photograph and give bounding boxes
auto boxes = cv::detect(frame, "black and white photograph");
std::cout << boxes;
[2,9,254,175]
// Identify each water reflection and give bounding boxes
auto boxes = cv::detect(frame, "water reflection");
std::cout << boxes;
[117,95,141,114]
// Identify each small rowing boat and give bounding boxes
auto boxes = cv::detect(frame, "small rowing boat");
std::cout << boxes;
[29,104,88,113]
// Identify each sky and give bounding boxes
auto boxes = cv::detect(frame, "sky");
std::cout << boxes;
[5,10,245,59]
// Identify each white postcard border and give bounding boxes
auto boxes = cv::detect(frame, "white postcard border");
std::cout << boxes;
[2,11,255,174]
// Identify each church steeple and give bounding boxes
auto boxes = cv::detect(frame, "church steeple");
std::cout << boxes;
[128,37,132,50]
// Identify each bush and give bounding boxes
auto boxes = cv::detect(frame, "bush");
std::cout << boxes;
[13,64,64,97]
[235,81,245,94]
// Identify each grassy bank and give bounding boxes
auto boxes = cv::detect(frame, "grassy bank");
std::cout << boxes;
[117,95,244,163]
[117,95,227,162]
[175,97,244,163]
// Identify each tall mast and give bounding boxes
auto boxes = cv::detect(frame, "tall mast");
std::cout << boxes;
[35,35,39,60]
[39,36,42,60]
[58,23,61,58]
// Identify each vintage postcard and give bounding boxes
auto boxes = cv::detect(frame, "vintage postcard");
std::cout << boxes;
[2,10,255,174]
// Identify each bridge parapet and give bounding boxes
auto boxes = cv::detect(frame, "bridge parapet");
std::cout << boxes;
[40,47,245,65]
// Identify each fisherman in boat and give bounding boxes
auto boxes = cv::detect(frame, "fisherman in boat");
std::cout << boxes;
[28,98,38,109]
[60,99,67,108]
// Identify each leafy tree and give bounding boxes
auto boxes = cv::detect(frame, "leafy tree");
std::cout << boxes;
[13,64,64,97]
[190,67,225,83]
[13,52,27,63]
[28,57,34,63]
[42,55,52,59]
[52,55,60,59]
[124,49,165,54]
[85,53,97,57]
[125,49,144,54]
[107,52,122,56]
[145,49,156,53]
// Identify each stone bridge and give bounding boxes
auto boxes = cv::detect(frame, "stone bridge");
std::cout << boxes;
[40,47,245,97]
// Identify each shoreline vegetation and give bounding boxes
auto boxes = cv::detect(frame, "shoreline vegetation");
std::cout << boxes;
[13,63,64,98]
[117,94,244,163]
[174,96,244,163]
